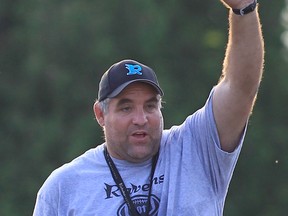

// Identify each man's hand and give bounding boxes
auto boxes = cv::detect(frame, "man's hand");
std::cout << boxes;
[220,0,255,9]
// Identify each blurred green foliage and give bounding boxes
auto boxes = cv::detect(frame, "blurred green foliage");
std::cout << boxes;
[1,0,287,215]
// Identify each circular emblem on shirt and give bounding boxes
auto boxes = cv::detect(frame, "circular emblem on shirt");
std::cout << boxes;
[117,194,160,216]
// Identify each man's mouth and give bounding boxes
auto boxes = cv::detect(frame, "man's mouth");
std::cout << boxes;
[132,131,148,138]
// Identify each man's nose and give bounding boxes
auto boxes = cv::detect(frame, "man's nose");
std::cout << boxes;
[132,109,148,125]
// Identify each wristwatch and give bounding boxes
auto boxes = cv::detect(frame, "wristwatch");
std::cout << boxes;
[232,0,257,16]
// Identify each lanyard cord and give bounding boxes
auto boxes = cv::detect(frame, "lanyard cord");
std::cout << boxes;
[103,145,159,216]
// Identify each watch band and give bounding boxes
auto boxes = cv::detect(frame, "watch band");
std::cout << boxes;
[232,0,257,16]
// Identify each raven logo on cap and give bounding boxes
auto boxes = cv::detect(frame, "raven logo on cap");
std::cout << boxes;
[125,64,142,75]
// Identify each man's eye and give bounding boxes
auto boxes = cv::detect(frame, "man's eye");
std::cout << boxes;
[121,107,131,112]
[146,103,157,111]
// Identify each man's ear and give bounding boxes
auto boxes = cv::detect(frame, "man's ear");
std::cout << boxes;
[93,102,105,127]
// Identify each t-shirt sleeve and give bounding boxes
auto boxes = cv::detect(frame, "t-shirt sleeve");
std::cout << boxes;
[168,87,245,197]
[33,192,57,216]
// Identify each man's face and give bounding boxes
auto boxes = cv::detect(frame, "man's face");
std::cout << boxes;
[100,82,163,163]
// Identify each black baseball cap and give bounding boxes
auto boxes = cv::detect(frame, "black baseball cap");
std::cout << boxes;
[98,59,164,101]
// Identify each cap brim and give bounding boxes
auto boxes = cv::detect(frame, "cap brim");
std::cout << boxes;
[107,79,164,98]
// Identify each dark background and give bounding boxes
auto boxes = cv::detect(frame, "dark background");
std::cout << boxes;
[1,0,287,215]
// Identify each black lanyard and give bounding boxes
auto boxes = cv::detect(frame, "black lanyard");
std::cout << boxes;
[103,145,159,216]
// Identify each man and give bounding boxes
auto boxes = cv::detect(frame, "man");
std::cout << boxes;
[33,0,264,215]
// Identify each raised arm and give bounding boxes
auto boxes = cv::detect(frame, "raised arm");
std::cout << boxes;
[213,0,265,152]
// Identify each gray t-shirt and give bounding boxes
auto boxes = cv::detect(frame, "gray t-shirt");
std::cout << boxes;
[33,89,244,216]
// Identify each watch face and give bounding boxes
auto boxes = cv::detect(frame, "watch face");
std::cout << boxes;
[232,0,257,16]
